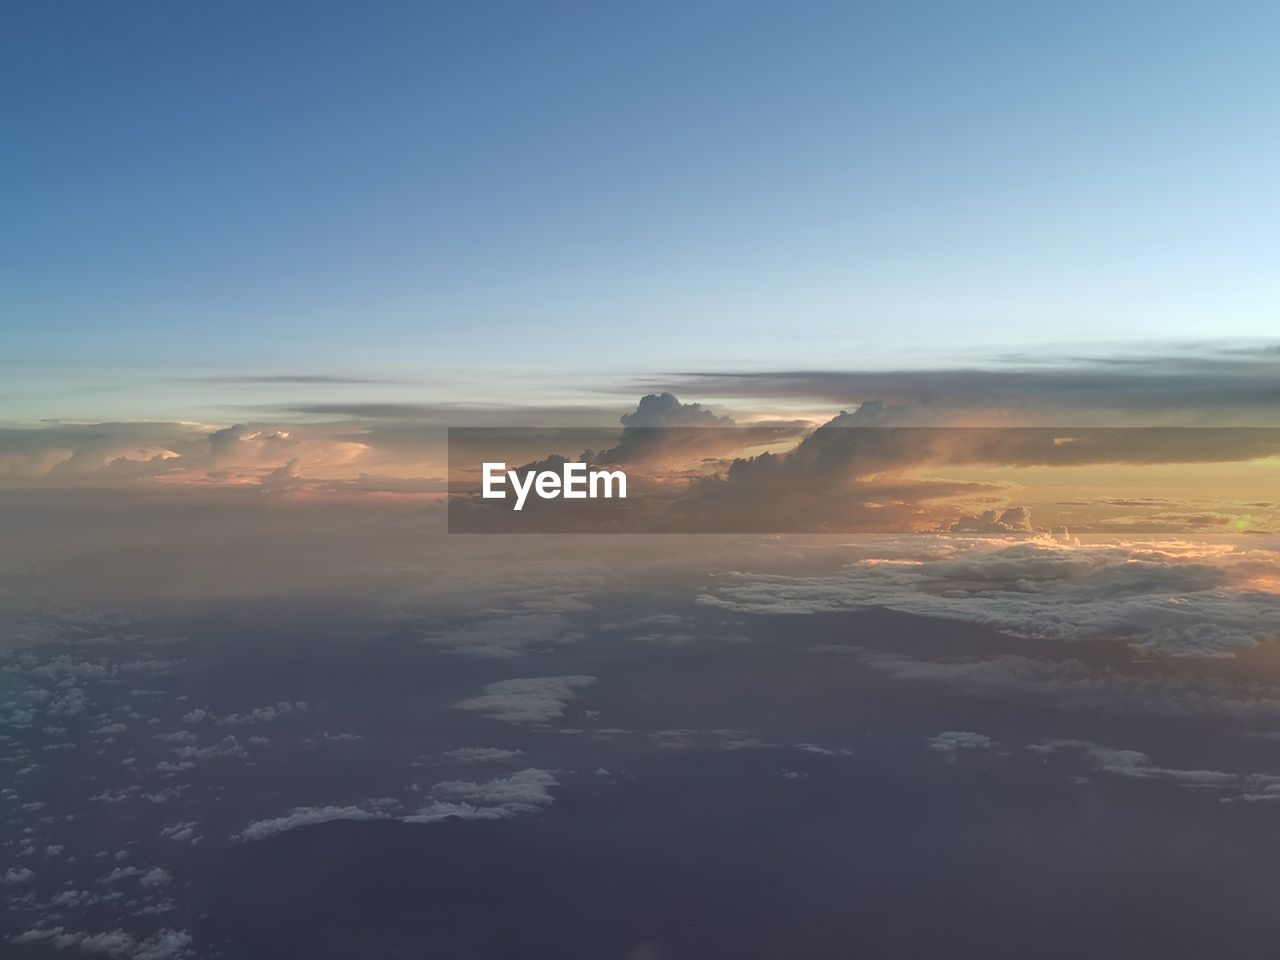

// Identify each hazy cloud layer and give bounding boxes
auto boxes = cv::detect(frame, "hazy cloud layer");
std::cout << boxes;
[701,537,1280,656]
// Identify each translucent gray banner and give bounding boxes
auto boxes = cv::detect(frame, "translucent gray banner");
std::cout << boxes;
[447,426,1280,534]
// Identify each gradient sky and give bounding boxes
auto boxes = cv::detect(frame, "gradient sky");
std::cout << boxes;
[5,11,1280,959]
[4,0,1279,420]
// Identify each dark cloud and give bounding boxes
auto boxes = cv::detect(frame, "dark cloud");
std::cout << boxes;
[669,412,1280,532]
[582,394,808,467]
[659,344,1280,423]
[270,402,625,426]
[201,375,400,385]
[947,507,1036,533]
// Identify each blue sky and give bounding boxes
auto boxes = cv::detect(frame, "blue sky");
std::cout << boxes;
[3,1,1278,417]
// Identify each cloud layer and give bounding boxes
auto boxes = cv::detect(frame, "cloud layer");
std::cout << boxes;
[701,537,1280,656]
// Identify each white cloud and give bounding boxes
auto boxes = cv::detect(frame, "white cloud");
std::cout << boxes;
[159,821,199,843]
[236,769,561,840]
[216,701,307,725]
[10,926,192,959]
[442,747,524,764]
[139,867,172,889]
[236,805,388,842]
[455,675,596,724]
[422,612,584,659]
[132,929,193,960]
[97,866,141,884]
[947,507,1035,533]
[795,743,854,756]
[928,730,994,752]
[172,735,246,760]
[154,730,196,744]
[404,768,559,823]
[1029,739,1257,790]
[649,728,774,751]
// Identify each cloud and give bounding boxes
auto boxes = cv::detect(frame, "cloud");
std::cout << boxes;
[585,393,805,467]
[172,735,247,760]
[701,537,1280,656]
[654,408,1280,532]
[201,374,396,385]
[422,613,580,659]
[861,651,1280,720]
[0,420,379,491]
[130,930,194,960]
[139,868,172,889]
[947,507,1035,533]
[794,743,854,756]
[442,747,525,764]
[236,804,390,842]
[216,701,308,725]
[647,728,775,751]
[455,676,597,724]
[661,344,1280,424]
[155,730,197,744]
[1028,739,1270,794]
[236,770,560,840]
[159,821,200,844]
[404,768,559,823]
[10,927,192,959]
[97,866,142,884]
[928,731,995,752]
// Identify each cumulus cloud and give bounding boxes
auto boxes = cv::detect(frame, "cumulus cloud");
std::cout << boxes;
[669,412,1280,532]
[216,701,308,725]
[139,868,172,889]
[159,821,200,844]
[97,866,142,884]
[648,728,774,751]
[154,731,197,744]
[237,770,560,840]
[582,393,806,467]
[946,507,1036,533]
[236,805,389,842]
[10,926,192,959]
[1028,739,1279,799]
[455,676,597,724]
[172,735,247,760]
[928,731,995,752]
[0,418,388,493]
[442,747,525,764]
[404,768,559,823]
[794,743,854,756]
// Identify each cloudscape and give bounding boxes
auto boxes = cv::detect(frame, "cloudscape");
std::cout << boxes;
[3,3,1280,959]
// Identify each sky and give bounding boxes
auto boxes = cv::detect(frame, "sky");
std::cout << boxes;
[5,8,1280,959]
[4,0,1280,421]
